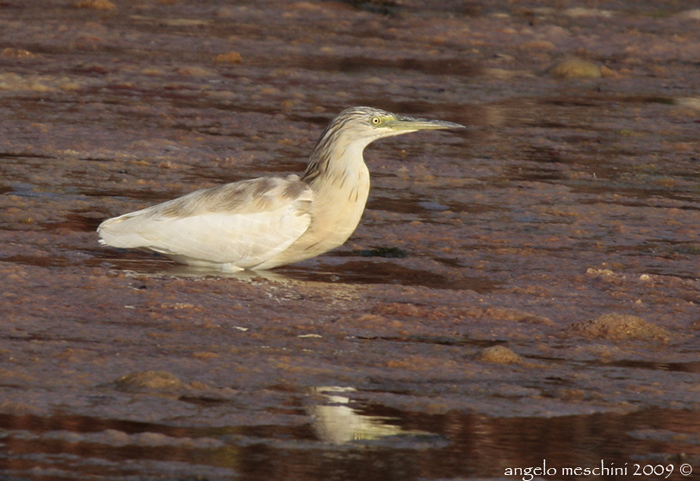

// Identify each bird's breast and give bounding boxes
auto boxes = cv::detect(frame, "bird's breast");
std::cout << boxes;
[259,165,370,268]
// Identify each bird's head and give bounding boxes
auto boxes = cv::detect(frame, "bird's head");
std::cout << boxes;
[325,106,465,143]
[303,106,464,182]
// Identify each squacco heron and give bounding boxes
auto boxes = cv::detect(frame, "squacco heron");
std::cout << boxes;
[98,106,464,271]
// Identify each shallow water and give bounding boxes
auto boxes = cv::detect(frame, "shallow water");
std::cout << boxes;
[1,392,698,481]
[1,1,699,480]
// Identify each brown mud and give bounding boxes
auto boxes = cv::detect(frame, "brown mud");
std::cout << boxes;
[0,1,699,480]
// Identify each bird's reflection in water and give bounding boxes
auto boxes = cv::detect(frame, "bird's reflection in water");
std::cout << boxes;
[306,386,426,444]
[110,260,292,283]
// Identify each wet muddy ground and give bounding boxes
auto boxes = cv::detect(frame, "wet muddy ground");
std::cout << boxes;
[1,1,699,480]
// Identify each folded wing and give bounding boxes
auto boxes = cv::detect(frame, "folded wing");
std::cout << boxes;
[98,175,313,270]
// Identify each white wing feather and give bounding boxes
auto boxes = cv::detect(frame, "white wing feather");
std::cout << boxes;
[98,176,313,270]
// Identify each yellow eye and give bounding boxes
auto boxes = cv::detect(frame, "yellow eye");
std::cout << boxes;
[370,116,381,126]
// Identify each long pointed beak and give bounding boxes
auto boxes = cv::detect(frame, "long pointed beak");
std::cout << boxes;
[385,115,465,132]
